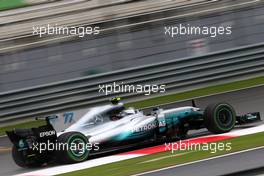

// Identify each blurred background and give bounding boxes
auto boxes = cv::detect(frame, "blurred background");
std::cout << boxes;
[0,0,263,92]
[0,2,263,175]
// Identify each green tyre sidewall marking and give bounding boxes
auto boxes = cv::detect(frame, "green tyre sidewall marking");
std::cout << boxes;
[70,138,86,157]
[213,104,236,132]
[66,134,89,162]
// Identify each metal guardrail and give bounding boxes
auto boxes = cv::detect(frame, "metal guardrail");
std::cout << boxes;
[0,0,205,40]
[0,43,263,123]
[0,0,215,53]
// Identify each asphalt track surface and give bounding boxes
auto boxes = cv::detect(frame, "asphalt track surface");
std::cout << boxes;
[0,85,263,176]
[138,147,264,176]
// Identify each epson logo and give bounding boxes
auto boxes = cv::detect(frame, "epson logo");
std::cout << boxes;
[40,130,56,138]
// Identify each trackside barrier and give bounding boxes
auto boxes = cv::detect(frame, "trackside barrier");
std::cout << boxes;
[0,42,263,123]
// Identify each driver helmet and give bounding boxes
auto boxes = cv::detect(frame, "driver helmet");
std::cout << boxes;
[123,108,135,115]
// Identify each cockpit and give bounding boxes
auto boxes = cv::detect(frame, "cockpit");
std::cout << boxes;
[73,104,138,128]
[109,108,136,121]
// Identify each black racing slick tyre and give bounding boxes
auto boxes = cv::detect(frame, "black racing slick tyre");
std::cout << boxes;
[12,146,44,168]
[12,146,27,168]
[56,132,90,164]
[204,103,236,134]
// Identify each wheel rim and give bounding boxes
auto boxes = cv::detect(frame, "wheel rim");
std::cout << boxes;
[216,107,234,128]
[67,134,89,161]
[70,138,86,157]
[219,109,232,124]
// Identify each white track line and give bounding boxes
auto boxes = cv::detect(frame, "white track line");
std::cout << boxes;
[15,124,264,176]
[140,152,193,164]
[132,146,264,176]
[14,154,143,176]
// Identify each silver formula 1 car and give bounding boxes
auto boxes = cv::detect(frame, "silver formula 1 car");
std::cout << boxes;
[6,98,261,167]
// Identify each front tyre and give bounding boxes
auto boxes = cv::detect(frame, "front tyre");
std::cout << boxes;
[56,132,89,164]
[204,103,236,134]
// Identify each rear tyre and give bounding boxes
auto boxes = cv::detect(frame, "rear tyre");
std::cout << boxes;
[204,103,236,134]
[12,146,27,168]
[56,132,89,164]
[12,146,44,167]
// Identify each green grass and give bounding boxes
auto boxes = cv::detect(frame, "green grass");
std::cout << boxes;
[59,132,264,176]
[0,0,27,11]
[126,76,264,108]
[0,120,46,136]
